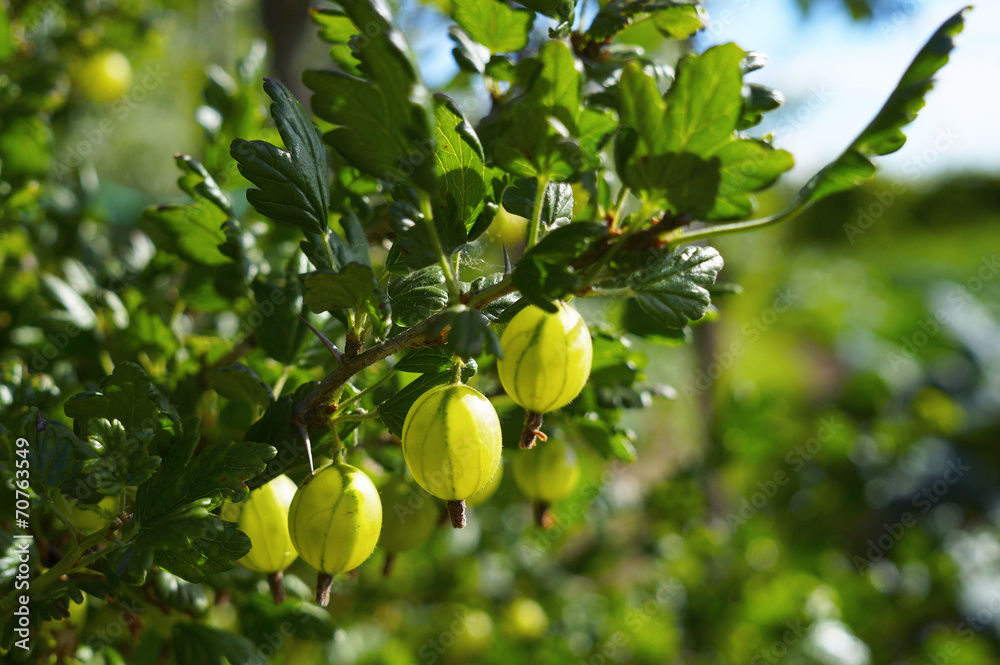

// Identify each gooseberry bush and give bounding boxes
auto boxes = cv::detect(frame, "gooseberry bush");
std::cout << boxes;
[0,0,969,659]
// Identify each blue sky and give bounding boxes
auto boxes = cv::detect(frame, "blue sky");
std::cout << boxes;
[700,0,1000,184]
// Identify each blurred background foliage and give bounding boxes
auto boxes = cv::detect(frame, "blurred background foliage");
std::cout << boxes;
[2,0,998,664]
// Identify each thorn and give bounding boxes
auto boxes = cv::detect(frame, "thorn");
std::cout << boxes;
[296,420,315,474]
[297,314,344,363]
[502,245,512,275]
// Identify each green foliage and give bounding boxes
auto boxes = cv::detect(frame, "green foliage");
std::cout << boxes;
[0,0,977,661]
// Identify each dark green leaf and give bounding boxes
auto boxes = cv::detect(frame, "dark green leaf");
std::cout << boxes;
[738,83,784,130]
[387,267,449,329]
[394,347,455,374]
[503,179,573,235]
[301,264,377,313]
[512,222,608,311]
[155,518,250,582]
[231,78,329,236]
[81,418,161,494]
[624,246,724,329]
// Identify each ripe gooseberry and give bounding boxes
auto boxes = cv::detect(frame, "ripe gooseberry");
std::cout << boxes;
[401,383,502,529]
[496,302,592,447]
[287,462,382,606]
[220,474,298,602]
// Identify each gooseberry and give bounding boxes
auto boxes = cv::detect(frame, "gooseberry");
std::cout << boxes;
[287,462,382,605]
[401,383,502,528]
[496,302,592,447]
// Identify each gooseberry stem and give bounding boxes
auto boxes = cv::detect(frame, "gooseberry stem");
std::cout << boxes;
[268,571,286,605]
[520,412,546,449]
[316,572,333,607]
[446,500,467,529]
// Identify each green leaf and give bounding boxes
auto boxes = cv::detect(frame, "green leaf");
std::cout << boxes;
[387,267,449,329]
[206,363,275,410]
[503,179,573,235]
[433,94,487,238]
[394,347,455,374]
[231,78,329,236]
[173,622,269,665]
[155,518,250,582]
[377,361,478,437]
[616,44,794,219]
[139,434,276,527]
[512,222,609,311]
[449,26,491,74]
[799,7,969,203]
[492,41,615,180]
[305,0,435,191]
[141,203,230,266]
[301,264,378,313]
[452,0,534,53]
[81,418,161,494]
[625,246,724,329]
[64,362,161,436]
